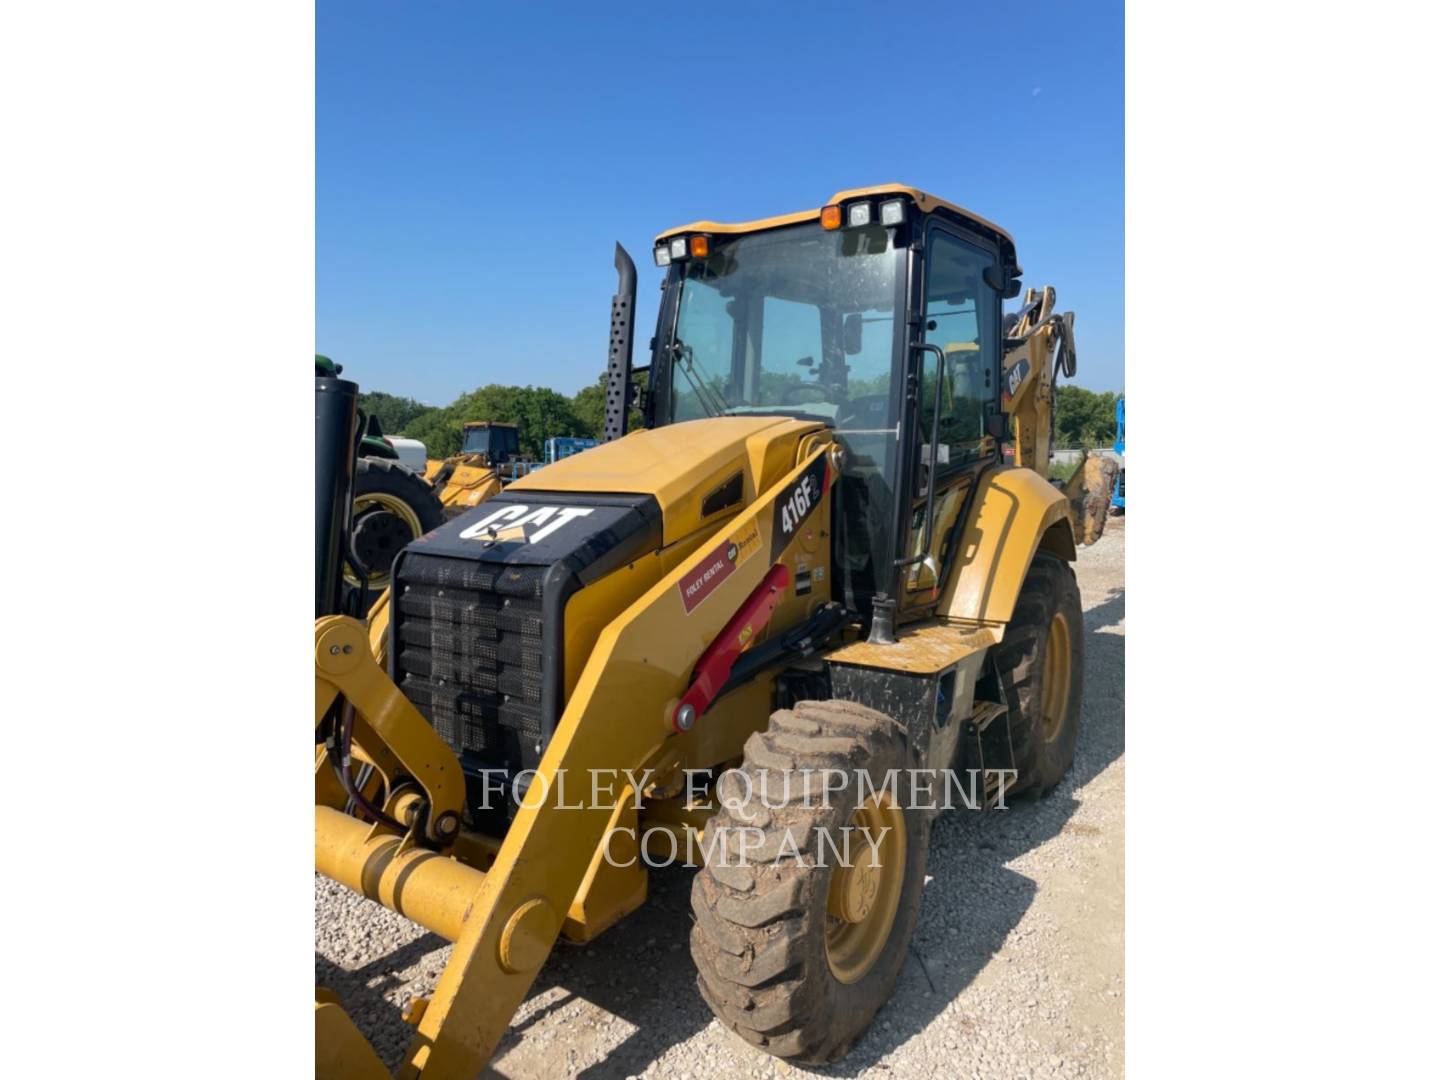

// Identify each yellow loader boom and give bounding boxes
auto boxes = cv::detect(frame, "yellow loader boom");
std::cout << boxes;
[315,183,1112,1076]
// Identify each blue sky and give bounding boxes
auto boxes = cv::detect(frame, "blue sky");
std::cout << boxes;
[318,1,1123,403]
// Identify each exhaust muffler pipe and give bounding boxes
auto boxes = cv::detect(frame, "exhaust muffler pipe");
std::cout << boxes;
[603,242,637,442]
[315,371,359,617]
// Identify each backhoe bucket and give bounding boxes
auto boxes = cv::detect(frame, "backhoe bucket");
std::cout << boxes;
[1062,451,1119,546]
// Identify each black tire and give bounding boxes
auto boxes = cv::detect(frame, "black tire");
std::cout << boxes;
[992,551,1084,796]
[691,699,930,1064]
[348,456,445,589]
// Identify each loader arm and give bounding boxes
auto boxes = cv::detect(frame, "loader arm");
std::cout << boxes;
[315,615,466,844]
[315,444,835,1079]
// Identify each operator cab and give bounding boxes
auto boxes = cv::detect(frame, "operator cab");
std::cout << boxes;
[645,185,1022,620]
[460,422,521,462]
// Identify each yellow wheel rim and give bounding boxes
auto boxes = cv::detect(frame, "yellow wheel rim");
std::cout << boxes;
[344,491,424,589]
[825,792,906,984]
[1040,611,1073,743]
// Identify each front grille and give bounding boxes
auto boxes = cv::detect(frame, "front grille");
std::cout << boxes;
[393,554,547,760]
[387,490,662,808]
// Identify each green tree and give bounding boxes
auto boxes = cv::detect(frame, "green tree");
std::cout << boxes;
[399,407,467,459]
[1054,385,1119,448]
[401,384,584,458]
[503,386,585,457]
[361,372,649,460]
[572,371,648,438]
[357,390,436,435]
[572,376,607,437]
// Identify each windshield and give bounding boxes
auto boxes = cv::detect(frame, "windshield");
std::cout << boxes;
[663,221,907,611]
[668,222,903,424]
[461,426,518,458]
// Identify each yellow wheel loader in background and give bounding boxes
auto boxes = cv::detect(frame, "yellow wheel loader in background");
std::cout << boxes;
[314,184,1116,1078]
[425,423,601,518]
[422,420,521,515]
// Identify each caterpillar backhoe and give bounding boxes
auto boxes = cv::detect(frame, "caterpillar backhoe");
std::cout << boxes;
[314,183,1115,1078]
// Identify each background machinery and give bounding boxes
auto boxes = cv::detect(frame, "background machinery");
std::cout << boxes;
[315,184,1116,1077]
[1112,395,1125,513]
[315,355,445,599]
[424,421,599,516]
[421,420,518,514]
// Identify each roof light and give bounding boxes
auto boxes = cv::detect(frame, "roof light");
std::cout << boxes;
[654,244,672,267]
[846,202,873,228]
[880,198,906,226]
[820,204,842,230]
[689,235,710,258]
[669,237,688,260]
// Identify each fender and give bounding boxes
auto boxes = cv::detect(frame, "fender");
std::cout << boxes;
[941,465,1076,625]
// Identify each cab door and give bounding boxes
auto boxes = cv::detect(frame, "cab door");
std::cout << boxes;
[900,226,1003,614]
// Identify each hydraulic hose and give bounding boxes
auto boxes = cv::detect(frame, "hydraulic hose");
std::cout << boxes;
[329,701,405,832]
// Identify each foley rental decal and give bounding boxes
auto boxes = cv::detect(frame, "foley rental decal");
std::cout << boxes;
[679,519,759,614]
[677,454,829,615]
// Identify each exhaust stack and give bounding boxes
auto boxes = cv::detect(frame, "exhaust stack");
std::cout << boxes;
[604,242,637,442]
[315,372,359,617]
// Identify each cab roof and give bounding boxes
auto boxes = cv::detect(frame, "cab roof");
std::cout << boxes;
[656,183,1020,275]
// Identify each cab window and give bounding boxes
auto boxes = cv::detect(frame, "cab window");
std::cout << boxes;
[757,296,823,406]
[919,231,999,470]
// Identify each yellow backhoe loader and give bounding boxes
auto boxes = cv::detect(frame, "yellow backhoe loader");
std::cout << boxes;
[422,421,522,515]
[314,183,1115,1078]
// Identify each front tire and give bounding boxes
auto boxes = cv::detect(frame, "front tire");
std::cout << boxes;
[691,699,930,1064]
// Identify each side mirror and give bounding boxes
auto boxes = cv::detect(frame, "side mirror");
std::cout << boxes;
[629,382,650,414]
[983,265,1022,299]
[842,312,863,355]
[985,410,1010,441]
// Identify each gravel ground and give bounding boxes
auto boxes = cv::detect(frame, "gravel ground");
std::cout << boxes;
[316,518,1125,1079]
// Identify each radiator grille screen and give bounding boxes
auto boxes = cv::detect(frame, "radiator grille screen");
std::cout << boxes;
[393,554,548,758]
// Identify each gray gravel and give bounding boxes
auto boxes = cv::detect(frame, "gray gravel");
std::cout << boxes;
[316,518,1125,1079]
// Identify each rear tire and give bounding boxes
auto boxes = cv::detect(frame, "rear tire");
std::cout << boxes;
[691,699,930,1064]
[993,551,1084,795]
[348,457,445,591]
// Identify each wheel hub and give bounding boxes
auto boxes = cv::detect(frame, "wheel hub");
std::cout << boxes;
[352,508,412,571]
[1040,611,1073,743]
[831,845,885,923]
[345,491,425,587]
[825,792,906,984]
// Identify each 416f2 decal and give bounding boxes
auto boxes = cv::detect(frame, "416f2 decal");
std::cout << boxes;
[770,455,830,554]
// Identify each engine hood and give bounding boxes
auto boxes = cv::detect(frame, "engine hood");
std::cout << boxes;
[507,416,824,546]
